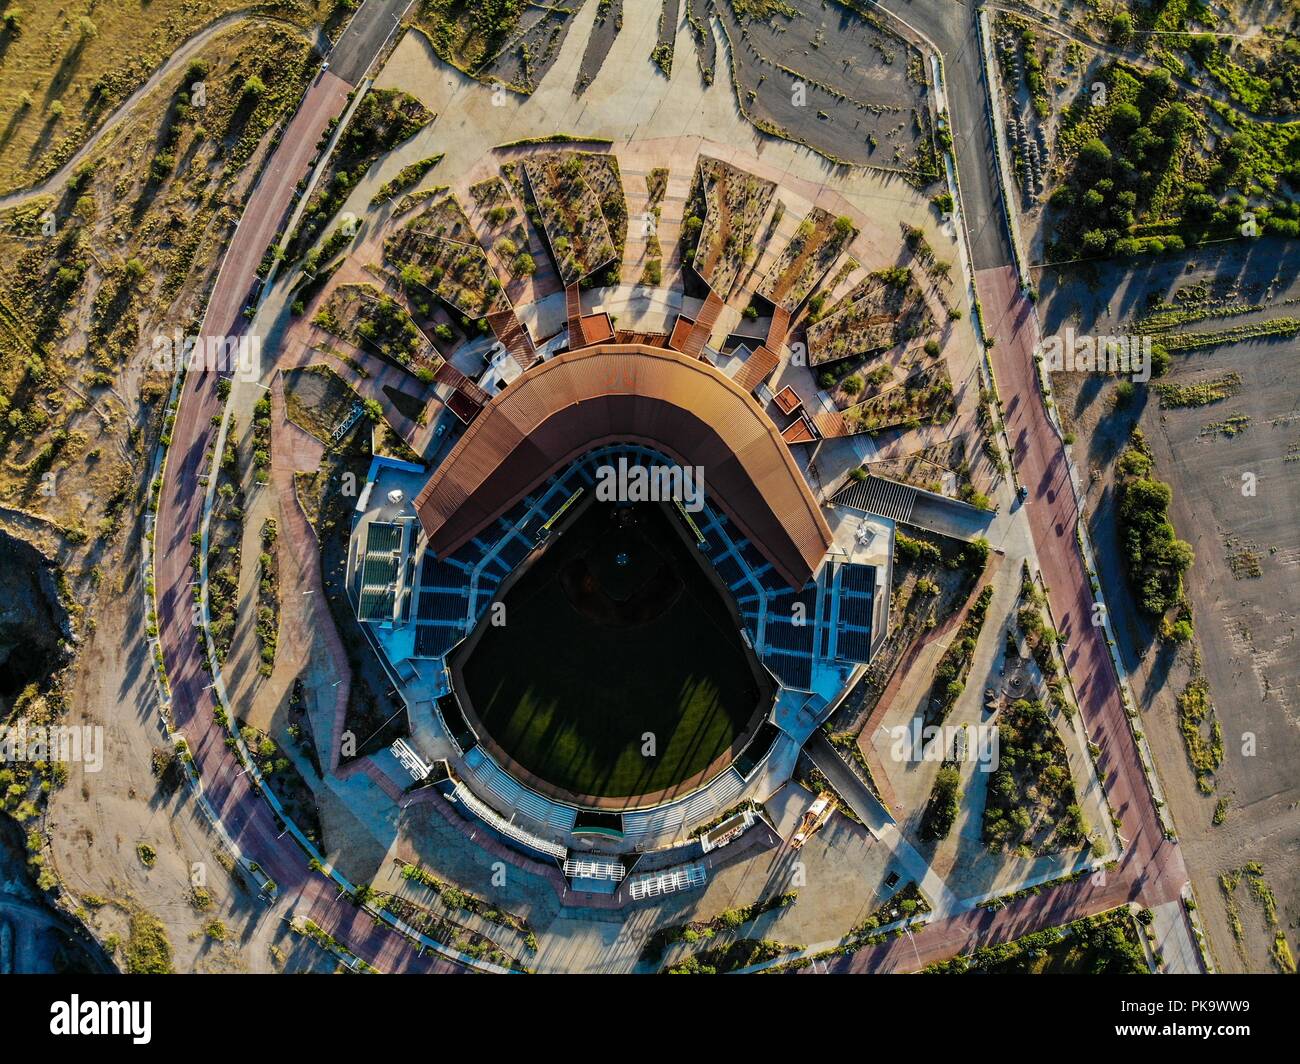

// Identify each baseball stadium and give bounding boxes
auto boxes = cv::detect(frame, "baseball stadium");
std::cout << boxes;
[341,151,908,890]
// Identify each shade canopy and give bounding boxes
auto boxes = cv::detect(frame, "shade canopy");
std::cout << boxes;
[414,344,833,589]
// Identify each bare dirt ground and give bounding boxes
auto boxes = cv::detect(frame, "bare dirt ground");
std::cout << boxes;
[1041,241,1300,973]
[712,0,937,174]
[1,21,323,973]
[47,537,277,973]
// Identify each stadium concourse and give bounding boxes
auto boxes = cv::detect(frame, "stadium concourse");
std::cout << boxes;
[341,341,896,896]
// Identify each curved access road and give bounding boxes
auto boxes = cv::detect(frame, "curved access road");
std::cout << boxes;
[151,0,459,973]
[810,268,1189,973]
[806,3,1190,973]
[874,0,1014,272]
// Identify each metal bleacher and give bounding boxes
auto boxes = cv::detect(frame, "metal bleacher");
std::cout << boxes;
[619,766,746,848]
[356,522,406,623]
[451,782,568,860]
[683,768,745,823]
[832,474,917,524]
[628,863,708,901]
[562,857,626,882]
[621,803,685,847]
[462,746,577,832]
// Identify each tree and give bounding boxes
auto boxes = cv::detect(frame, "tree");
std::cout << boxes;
[1110,102,1141,137]
[921,765,962,840]
[1145,67,1173,98]
[1109,12,1133,44]
[960,537,990,572]
[1157,102,1192,137]
[242,75,267,101]
[400,263,426,291]
[1185,191,1217,220]
[1081,228,1108,255]
[1077,138,1112,174]
[363,398,383,422]
[1189,34,1216,64]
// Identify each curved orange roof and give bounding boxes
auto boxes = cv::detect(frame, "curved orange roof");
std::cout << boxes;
[414,344,833,589]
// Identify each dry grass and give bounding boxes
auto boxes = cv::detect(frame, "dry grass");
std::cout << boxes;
[0,0,326,195]
[0,21,315,547]
[283,364,362,444]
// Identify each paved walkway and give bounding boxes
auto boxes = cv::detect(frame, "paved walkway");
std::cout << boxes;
[267,370,354,773]
[1149,898,1204,973]
[805,730,962,917]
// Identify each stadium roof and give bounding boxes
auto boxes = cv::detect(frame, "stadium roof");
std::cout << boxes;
[414,344,834,588]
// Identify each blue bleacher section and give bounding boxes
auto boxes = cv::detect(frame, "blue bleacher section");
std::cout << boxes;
[409,482,582,659]
[408,443,877,688]
[832,562,875,664]
[762,650,814,691]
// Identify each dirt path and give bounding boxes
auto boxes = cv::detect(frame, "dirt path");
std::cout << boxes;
[48,541,269,972]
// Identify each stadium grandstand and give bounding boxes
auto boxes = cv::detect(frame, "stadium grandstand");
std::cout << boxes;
[346,340,893,849]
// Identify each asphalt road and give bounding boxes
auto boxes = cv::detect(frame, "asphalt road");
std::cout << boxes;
[327,0,414,85]
[812,271,1191,973]
[875,0,1014,271]
[803,4,1191,972]
[978,264,1188,902]
[919,7,1190,926]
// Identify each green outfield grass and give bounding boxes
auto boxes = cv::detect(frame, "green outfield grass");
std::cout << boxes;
[460,500,763,799]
